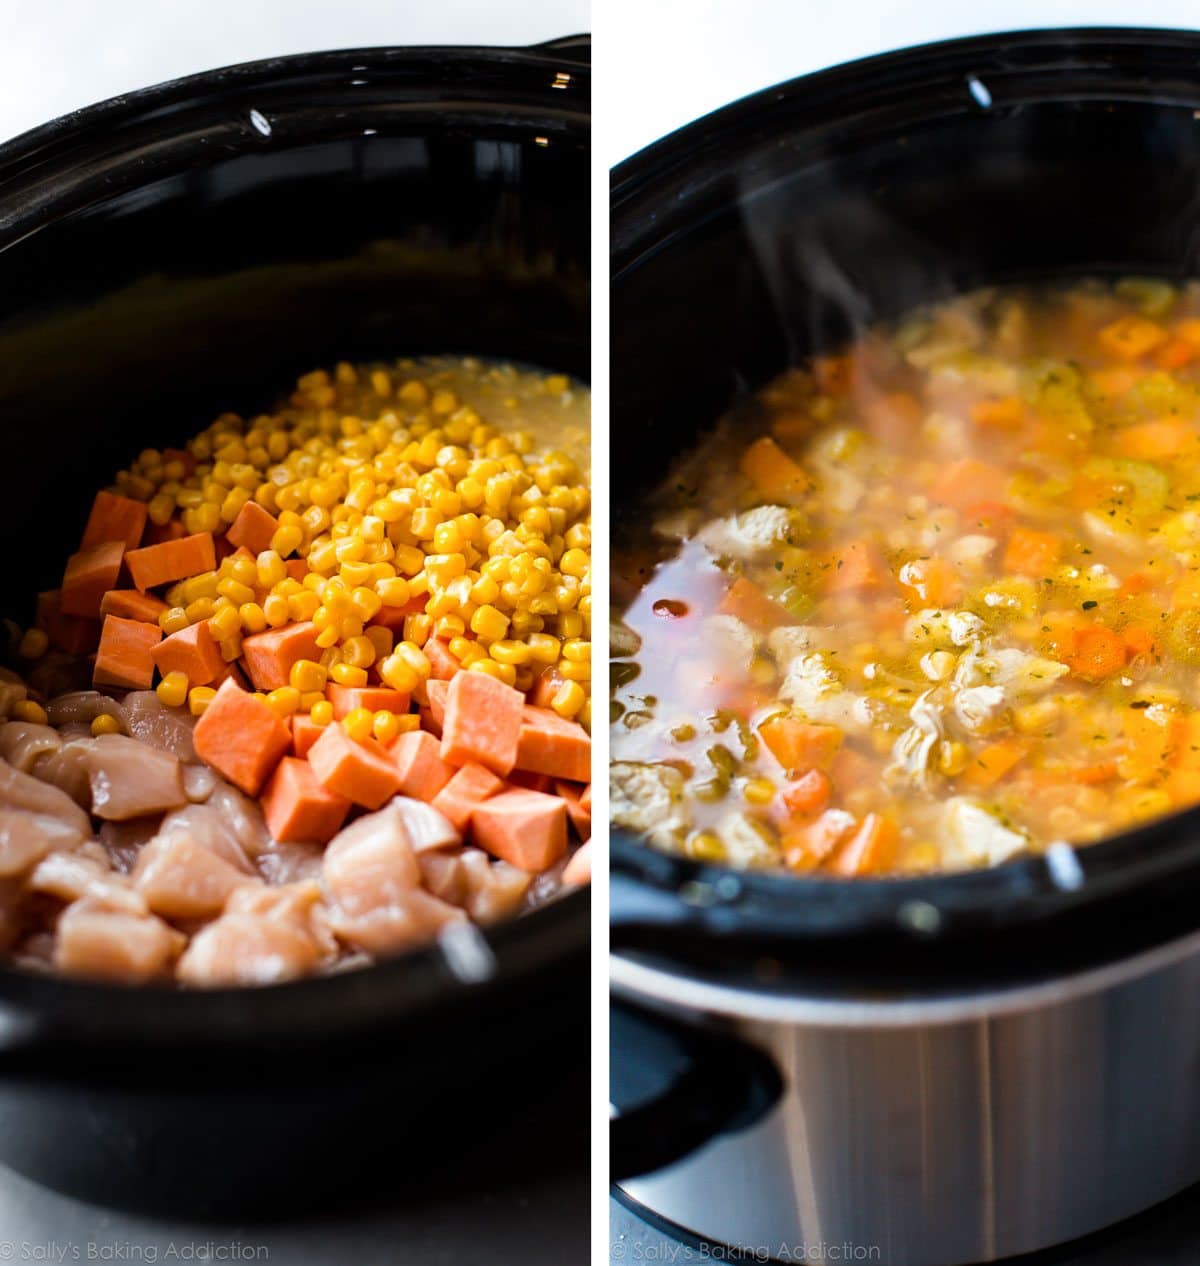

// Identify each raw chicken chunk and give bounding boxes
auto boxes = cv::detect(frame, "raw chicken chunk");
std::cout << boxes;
[420,847,532,923]
[54,896,184,984]
[77,734,187,820]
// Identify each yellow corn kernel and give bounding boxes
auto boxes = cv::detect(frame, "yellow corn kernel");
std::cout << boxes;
[743,778,776,806]
[559,611,584,640]
[560,659,591,682]
[550,679,586,719]
[209,606,241,641]
[18,627,49,660]
[239,602,268,634]
[372,710,404,744]
[351,586,383,622]
[341,635,377,669]
[288,590,321,622]
[313,624,340,650]
[262,593,290,628]
[11,698,47,725]
[310,699,334,727]
[343,706,374,742]
[271,524,304,556]
[365,626,393,661]
[329,661,368,687]
[256,550,287,589]
[288,659,327,693]
[470,604,509,642]
[469,658,517,686]
[562,638,591,663]
[91,712,122,736]
[155,671,189,709]
[378,652,420,694]
[526,633,560,664]
[187,686,217,717]
[219,634,243,662]
[376,576,411,608]
[217,577,255,606]
[266,686,301,717]
[392,640,432,681]
[489,639,531,666]
[183,597,214,624]
[160,606,190,635]
[434,614,466,640]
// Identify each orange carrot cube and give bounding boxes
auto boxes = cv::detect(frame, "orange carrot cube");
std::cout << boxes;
[240,622,321,691]
[431,761,505,831]
[100,589,168,623]
[125,532,216,591]
[93,615,162,690]
[261,756,350,844]
[515,705,591,782]
[439,671,524,775]
[389,729,456,802]
[470,788,568,871]
[225,501,279,556]
[193,678,291,795]
[327,684,410,720]
[151,620,225,686]
[62,541,125,618]
[81,490,147,551]
[307,723,401,809]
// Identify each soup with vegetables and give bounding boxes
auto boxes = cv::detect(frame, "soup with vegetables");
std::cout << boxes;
[612,278,1200,876]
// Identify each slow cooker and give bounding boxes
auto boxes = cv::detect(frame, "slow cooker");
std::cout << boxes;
[610,28,1200,1266]
[0,37,590,1216]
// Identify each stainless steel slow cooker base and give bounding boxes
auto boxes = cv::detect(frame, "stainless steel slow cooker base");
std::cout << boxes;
[614,929,1200,1266]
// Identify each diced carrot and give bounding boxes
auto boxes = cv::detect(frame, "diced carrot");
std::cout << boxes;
[225,501,279,556]
[81,490,147,551]
[897,557,962,607]
[824,540,885,594]
[1112,418,1198,461]
[292,714,323,758]
[1119,706,1183,783]
[327,684,410,720]
[36,589,99,656]
[125,532,216,592]
[389,729,456,802]
[1098,315,1168,360]
[1003,526,1063,578]
[422,637,459,681]
[829,813,898,876]
[423,678,449,735]
[758,715,843,775]
[555,780,592,841]
[515,705,591,782]
[431,761,505,831]
[92,615,161,690]
[261,756,350,844]
[931,458,1006,511]
[739,435,810,500]
[1073,760,1120,785]
[1123,624,1158,660]
[862,391,922,445]
[959,738,1028,788]
[193,678,291,795]
[562,841,592,884]
[1154,337,1196,370]
[240,621,321,691]
[1067,625,1126,681]
[100,589,168,623]
[285,560,308,582]
[62,541,125,618]
[470,788,568,871]
[970,396,1025,429]
[151,620,225,686]
[781,769,832,819]
[440,671,525,775]
[307,722,401,809]
[782,809,856,871]
[1119,571,1152,598]
[716,575,789,630]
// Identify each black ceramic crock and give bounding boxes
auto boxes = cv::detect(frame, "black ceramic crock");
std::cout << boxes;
[0,40,589,1216]
[610,27,1200,1187]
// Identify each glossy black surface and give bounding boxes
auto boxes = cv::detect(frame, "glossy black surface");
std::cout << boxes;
[0,43,589,1215]
[610,29,1200,989]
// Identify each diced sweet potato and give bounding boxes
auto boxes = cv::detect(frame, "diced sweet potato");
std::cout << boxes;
[440,671,524,774]
[81,490,148,551]
[423,679,449,735]
[431,761,504,831]
[100,589,168,623]
[423,637,458,681]
[151,620,225,686]
[307,723,401,809]
[193,678,291,796]
[93,615,162,690]
[515,705,591,782]
[327,684,410,720]
[291,714,324,758]
[261,756,350,844]
[225,501,279,555]
[62,541,125,618]
[126,532,216,591]
[470,788,568,871]
[240,622,321,691]
[555,780,592,841]
[389,729,455,802]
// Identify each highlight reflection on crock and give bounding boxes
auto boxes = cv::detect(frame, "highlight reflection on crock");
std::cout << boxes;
[0,1243,268,1263]
[610,1240,881,1262]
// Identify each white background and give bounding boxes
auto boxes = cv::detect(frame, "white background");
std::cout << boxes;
[600,0,1200,162]
[0,0,590,144]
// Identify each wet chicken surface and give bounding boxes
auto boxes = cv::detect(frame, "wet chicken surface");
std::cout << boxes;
[1,357,591,985]
[613,278,1200,874]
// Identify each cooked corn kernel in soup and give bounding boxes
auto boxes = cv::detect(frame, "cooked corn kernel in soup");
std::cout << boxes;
[2,357,591,986]
[612,278,1200,875]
